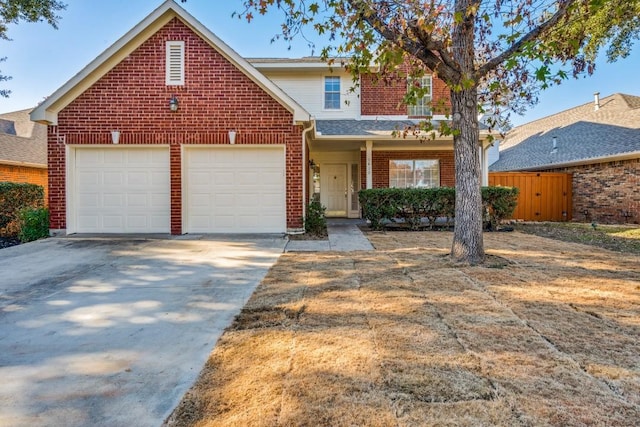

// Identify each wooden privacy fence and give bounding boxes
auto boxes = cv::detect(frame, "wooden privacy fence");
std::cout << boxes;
[489,172,572,221]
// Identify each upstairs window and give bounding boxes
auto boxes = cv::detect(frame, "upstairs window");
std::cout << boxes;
[407,76,432,117]
[166,41,185,85]
[324,76,341,109]
[389,159,440,188]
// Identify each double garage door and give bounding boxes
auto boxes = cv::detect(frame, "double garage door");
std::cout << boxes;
[73,146,286,234]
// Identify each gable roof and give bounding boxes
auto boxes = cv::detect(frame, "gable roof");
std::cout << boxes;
[491,93,640,171]
[30,0,310,125]
[0,109,47,168]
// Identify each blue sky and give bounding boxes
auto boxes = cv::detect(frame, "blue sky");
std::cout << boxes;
[1,0,638,126]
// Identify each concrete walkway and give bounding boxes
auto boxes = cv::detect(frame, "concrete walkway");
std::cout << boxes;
[285,219,374,252]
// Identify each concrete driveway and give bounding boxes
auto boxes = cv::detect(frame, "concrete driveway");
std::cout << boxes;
[0,235,286,427]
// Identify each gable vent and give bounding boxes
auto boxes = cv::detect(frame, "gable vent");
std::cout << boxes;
[166,41,185,86]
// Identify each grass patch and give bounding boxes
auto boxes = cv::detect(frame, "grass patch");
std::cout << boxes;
[514,222,640,255]
[166,231,639,426]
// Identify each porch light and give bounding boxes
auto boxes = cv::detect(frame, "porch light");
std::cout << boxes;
[169,95,179,112]
[309,159,317,169]
[228,130,237,144]
[111,130,120,144]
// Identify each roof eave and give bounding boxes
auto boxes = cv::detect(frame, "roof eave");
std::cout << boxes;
[0,159,47,169]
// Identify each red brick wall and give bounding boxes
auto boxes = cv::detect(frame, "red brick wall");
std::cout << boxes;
[546,158,639,224]
[361,72,451,117]
[360,150,455,189]
[0,164,48,203]
[49,18,303,233]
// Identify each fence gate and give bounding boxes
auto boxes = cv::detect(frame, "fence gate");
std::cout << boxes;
[489,172,572,221]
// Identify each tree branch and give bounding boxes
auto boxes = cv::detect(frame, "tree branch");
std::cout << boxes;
[347,0,460,82]
[474,0,579,79]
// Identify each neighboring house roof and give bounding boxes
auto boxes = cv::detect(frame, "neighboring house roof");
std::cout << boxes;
[491,93,640,171]
[0,109,47,168]
[30,0,310,125]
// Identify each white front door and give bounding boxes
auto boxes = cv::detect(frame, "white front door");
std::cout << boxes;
[322,163,347,217]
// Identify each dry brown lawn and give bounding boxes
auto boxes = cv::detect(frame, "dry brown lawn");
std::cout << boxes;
[166,231,640,427]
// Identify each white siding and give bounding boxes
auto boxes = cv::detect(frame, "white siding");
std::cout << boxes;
[488,141,500,166]
[261,70,360,119]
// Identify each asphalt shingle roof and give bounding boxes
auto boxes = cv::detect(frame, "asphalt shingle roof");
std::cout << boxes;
[315,119,488,137]
[0,109,47,167]
[316,119,436,136]
[491,93,640,171]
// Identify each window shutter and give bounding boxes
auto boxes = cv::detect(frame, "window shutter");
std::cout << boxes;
[166,41,185,85]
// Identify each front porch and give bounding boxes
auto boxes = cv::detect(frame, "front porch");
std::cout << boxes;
[305,119,495,219]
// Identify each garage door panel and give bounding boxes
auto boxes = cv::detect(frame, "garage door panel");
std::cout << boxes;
[150,193,170,209]
[104,150,125,165]
[102,216,124,229]
[189,171,211,185]
[74,148,170,233]
[103,194,124,208]
[214,193,234,206]
[237,172,259,184]
[127,194,149,207]
[185,147,286,233]
[78,193,99,207]
[76,149,101,164]
[127,171,150,186]
[78,171,100,186]
[236,194,255,208]
[213,172,234,185]
[103,172,123,186]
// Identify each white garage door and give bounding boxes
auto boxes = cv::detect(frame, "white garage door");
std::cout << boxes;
[74,147,170,233]
[185,146,286,233]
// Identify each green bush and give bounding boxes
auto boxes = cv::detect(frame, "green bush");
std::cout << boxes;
[482,186,519,231]
[359,187,457,230]
[18,207,49,243]
[0,182,45,237]
[359,186,518,231]
[305,198,327,236]
[358,188,404,230]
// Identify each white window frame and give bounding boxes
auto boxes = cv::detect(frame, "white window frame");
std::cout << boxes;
[324,76,341,110]
[166,41,185,86]
[407,76,432,117]
[389,159,440,188]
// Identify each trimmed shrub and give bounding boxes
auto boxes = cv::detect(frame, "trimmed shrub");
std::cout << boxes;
[482,186,519,231]
[305,198,327,236]
[0,182,45,237]
[359,186,518,231]
[358,188,402,230]
[359,187,456,230]
[18,207,49,243]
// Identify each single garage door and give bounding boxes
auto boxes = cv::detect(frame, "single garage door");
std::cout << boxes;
[74,147,170,233]
[185,146,286,233]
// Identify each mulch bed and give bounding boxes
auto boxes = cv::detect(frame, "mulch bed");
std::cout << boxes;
[0,237,20,249]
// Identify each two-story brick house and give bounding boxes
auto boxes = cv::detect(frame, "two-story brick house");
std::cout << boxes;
[31,0,495,235]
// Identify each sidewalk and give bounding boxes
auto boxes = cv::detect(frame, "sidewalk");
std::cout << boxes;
[284,219,374,252]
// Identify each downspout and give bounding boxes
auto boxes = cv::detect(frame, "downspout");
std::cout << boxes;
[300,118,315,231]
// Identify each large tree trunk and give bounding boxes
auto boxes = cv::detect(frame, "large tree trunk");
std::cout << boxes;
[450,0,484,264]
[450,88,484,264]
